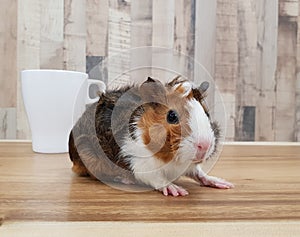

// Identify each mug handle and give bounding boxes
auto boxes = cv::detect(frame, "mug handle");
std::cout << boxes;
[86,79,106,104]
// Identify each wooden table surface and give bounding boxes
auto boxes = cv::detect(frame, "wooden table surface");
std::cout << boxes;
[0,142,300,236]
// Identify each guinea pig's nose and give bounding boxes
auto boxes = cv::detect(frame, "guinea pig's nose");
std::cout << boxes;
[196,141,211,152]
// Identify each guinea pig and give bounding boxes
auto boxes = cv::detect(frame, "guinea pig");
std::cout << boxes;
[68,76,234,196]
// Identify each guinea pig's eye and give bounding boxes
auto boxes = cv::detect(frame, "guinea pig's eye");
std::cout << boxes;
[167,110,179,124]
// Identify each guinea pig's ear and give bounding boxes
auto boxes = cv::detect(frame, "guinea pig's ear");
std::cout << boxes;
[192,81,210,101]
[199,81,209,94]
[146,77,155,83]
[139,77,166,103]
[173,81,193,98]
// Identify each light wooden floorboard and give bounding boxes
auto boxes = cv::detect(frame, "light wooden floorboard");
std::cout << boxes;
[1,221,300,237]
[0,142,299,236]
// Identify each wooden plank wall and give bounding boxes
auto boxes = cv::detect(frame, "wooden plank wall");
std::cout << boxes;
[215,0,238,141]
[296,1,300,141]
[255,0,278,141]
[130,0,152,84]
[0,0,299,142]
[0,0,17,139]
[276,0,298,141]
[235,0,279,141]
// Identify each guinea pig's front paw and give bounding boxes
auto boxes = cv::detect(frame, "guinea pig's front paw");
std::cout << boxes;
[158,184,189,197]
[197,175,234,189]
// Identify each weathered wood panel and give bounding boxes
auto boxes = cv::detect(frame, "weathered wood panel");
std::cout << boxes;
[151,0,175,82]
[63,0,86,72]
[275,20,297,141]
[0,0,17,108]
[194,0,220,82]
[107,0,131,87]
[194,0,217,124]
[255,0,278,141]
[0,0,18,142]
[0,108,16,139]
[215,0,238,141]
[296,2,300,141]
[86,0,109,81]
[235,0,279,141]
[279,0,299,18]
[174,0,195,81]
[130,0,152,83]
[0,0,299,141]
[86,0,108,56]
[235,0,258,141]
[40,1,64,69]
[16,0,41,139]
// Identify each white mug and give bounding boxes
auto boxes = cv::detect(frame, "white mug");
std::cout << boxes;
[21,69,106,153]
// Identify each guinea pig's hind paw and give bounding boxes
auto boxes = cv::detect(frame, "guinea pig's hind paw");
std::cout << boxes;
[158,184,189,197]
[198,175,234,189]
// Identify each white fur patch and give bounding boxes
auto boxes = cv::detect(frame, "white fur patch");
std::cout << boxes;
[173,81,192,97]
[176,98,215,164]
[120,128,190,189]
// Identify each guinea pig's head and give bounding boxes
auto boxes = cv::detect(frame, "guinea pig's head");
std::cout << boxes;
[133,76,220,164]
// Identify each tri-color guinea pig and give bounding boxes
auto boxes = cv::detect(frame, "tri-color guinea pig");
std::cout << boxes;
[68,76,234,196]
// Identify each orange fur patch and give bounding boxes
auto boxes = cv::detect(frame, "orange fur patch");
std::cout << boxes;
[72,161,89,176]
[138,87,191,163]
[175,84,186,94]
[138,105,175,163]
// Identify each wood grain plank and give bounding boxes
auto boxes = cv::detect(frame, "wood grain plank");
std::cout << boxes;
[194,0,217,123]
[1,222,300,237]
[255,0,278,141]
[130,0,152,84]
[235,0,258,141]
[194,0,217,83]
[86,0,108,56]
[215,0,238,141]
[216,92,236,140]
[0,0,299,143]
[16,0,41,139]
[151,0,175,82]
[275,20,297,141]
[107,0,131,87]
[0,0,17,108]
[40,1,64,69]
[279,0,299,18]
[174,0,195,81]
[0,108,16,139]
[152,0,174,48]
[63,0,86,72]
[296,3,300,141]
[0,142,300,224]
